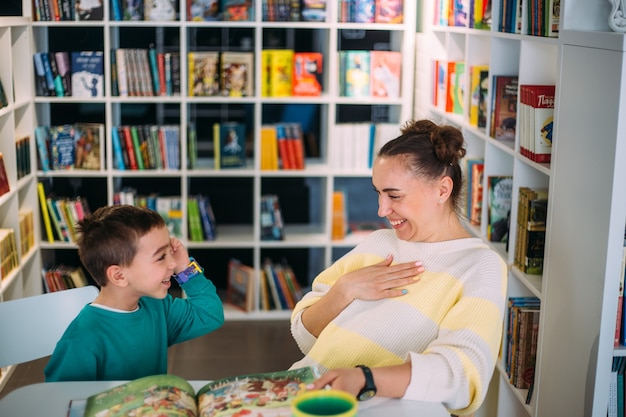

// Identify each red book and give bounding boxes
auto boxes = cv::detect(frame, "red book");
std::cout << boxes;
[121,126,139,170]
[275,124,294,169]
[0,152,10,197]
[292,52,323,96]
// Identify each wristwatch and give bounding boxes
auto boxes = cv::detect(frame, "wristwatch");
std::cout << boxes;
[356,365,377,401]
[174,257,203,285]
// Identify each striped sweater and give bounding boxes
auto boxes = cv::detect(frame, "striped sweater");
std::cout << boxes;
[290,230,507,415]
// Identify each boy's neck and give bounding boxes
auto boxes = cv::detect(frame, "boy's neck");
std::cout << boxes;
[93,290,140,312]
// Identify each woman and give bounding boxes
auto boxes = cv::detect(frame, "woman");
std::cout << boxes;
[290,119,507,416]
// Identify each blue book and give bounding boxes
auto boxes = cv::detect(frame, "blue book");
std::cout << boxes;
[111,127,126,170]
[34,126,51,172]
[70,51,104,97]
[39,52,56,96]
[49,125,76,170]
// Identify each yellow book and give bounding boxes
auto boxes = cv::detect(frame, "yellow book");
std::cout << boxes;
[332,190,347,240]
[261,125,279,170]
[213,122,220,169]
[267,49,294,97]
[37,182,55,243]
[468,65,489,127]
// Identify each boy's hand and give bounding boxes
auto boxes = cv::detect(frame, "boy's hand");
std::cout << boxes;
[170,237,191,273]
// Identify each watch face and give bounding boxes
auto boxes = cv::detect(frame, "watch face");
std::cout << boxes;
[357,389,376,401]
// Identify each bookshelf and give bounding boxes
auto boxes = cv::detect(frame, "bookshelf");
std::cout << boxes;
[0,16,44,393]
[22,2,416,320]
[415,1,626,417]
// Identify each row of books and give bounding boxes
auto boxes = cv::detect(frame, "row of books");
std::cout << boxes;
[41,265,89,293]
[260,123,306,170]
[33,0,103,21]
[261,50,322,97]
[519,84,555,163]
[111,124,181,171]
[113,188,183,238]
[0,229,19,279]
[513,187,548,275]
[18,209,36,257]
[434,0,491,29]
[114,48,181,97]
[188,51,252,97]
[432,60,465,116]
[505,297,540,400]
[35,123,103,172]
[338,0,403,23]
[329,122,399,171]
[37,183,91,243]
[499,0,559,36]
[16,136,32,181]
[34,51,104,97]
[261,0,312,22]
[468,64,489,129]
[339,50,402,98]
[226,256,304,312]
[331,190,389,240]
[187,194,218,241]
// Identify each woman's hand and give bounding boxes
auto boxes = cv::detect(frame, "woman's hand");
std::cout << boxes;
[308,368,366,397]
[333,255,424,301]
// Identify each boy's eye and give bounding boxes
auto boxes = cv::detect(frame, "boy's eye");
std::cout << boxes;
[157,253,167,261]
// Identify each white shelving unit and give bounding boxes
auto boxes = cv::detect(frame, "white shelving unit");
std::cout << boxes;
[415,1,626,416]
[21,2,416,320]
[0,16,43,393]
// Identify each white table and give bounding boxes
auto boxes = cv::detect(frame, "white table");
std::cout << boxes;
[0,380,451,416]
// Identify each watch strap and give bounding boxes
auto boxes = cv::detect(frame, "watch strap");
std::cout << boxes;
[356,364,377,401]
[174,257,203,285]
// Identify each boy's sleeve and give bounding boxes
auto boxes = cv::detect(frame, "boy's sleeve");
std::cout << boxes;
[166,273,225,345]
[44,341,98,382]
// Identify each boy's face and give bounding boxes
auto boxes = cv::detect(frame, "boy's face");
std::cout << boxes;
[122,225,176,299]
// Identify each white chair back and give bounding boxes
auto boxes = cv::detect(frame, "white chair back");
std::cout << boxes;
[0,285,99,368]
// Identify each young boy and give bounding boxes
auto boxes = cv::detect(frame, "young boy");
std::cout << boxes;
[44,205,225,382]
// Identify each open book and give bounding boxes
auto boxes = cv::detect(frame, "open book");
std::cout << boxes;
[70,367,317,417]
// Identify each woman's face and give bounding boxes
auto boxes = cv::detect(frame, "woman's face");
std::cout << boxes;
[372,155,443,242]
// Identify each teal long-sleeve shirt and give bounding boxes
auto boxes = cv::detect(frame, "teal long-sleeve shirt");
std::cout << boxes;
[44,275,224,382]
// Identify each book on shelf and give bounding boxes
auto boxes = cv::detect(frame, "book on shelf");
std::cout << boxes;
[490,75,519,142]
[156,196,183,238]
[0,152,10,198]
[0,76,8,108]
[264,49,294,97]
[340,50,370,98]
[487,175,513,244]
[49,124,76,170]
[222,0,255,21]
[188,0,220,20]
[432,59,448,110]
[227,258,256,312]
[301,0,327,22]
[188,51,220,96]
[370,50,401,98]
[468,65,489,128]
[465,158,484,226]
[70,51,104,97]
[54,51,72,96]
[42,264,89,293]
[292,52,323,96]
[213,122,246,169]
[187,197,205,242]
[74,0,104,20]
[332,190,347,240]
[505,297,540,389]
[68,368,316,417]
[144,0,176,20]
[196,194,217,240]
[15,136,32,181]
[375,0,403,23]
[33,52,52,96]
[262,259,289,310]
[445,61,465,115]
[514,187,548,274]
[18,208,35,256]
[0,229,19,279]
[220,51,254,97]
[37,182,55,243]
[74,122,104,170]
[519,84,555,163]
[46,50,66,96]
[260,194,284,241]
[260,125,280,170]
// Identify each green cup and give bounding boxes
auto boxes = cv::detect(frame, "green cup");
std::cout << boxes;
[292,390,358,417]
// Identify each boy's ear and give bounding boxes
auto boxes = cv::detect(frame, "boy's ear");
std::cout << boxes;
[106,265,128,287]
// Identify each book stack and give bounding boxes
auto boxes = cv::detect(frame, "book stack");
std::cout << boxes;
[505,297,540,391]
[519,84,556,163]
[260,258,303,311]
[41,265,89,293]
[111,124,180,171]
[338,50,402,99]
[187,194,217,241]
[35,123,104,172]
[514,187,548,275]
[36,186,91,244]
[0,229,19,279]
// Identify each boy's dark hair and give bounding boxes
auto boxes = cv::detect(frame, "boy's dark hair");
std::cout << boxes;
[378,119,467,215]
[76,205,166,286]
